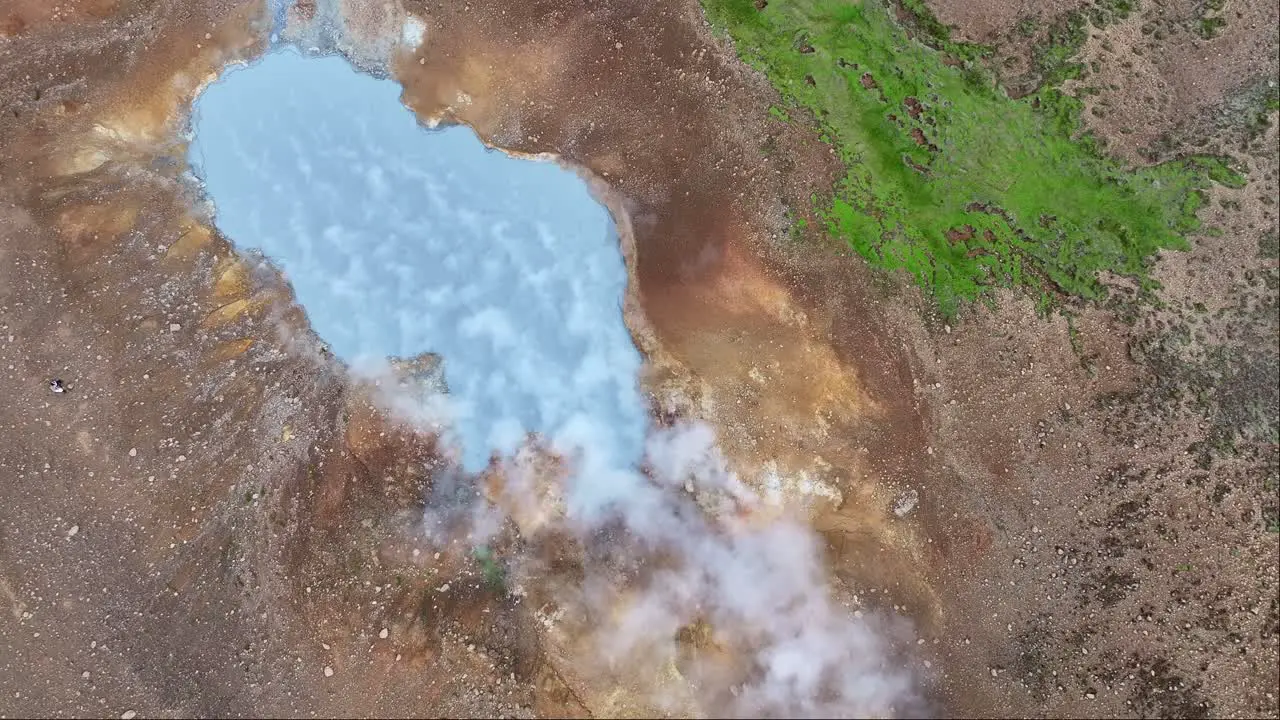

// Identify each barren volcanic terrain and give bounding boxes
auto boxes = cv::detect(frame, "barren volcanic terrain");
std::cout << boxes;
[0,0,1275,718]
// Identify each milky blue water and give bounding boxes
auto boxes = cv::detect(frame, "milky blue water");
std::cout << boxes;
[188,48,647,475]
[187,50,923,717]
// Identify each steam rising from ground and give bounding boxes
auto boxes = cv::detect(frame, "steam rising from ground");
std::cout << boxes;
[189,43,918,717]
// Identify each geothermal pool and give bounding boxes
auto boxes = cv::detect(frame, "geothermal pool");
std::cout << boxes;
[188,47,917,716]
[188,48,647,476]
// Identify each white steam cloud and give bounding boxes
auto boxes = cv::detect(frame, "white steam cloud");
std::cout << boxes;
[570,423,919,718]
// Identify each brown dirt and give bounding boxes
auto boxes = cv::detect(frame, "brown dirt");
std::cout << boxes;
[1067,0,1280,163]
[926,0,1088,44]
[907,0,1280,716]
[928,0,1279,163]
[0,0,1276,717]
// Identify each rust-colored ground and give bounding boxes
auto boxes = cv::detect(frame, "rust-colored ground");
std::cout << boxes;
[0,0,1276,717]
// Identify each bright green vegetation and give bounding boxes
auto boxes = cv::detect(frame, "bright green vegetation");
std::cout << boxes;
[700,0,1243,316]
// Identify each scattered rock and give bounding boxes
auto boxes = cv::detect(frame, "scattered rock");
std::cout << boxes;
[323,666,334,677]
[893,488,919,517]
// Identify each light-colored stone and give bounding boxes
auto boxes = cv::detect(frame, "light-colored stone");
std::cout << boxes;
[893,488,919,518]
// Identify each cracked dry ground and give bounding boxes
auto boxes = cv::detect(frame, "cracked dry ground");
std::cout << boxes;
[1,0,1277,718]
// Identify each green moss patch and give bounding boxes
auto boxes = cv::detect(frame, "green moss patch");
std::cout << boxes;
[701,0,1242,316]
